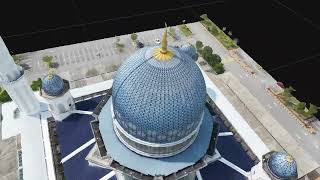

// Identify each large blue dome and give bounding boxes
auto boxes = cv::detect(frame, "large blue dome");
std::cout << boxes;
[42,74,65,96]
[112,46,206,144]
[267,152,298,179]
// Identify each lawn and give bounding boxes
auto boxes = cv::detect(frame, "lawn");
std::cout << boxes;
[200,14,238,50]
[178,24,192,37]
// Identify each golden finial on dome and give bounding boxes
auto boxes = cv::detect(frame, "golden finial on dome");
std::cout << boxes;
[153,23,173,61]
[285,155,294,163]
[47,68,55,79]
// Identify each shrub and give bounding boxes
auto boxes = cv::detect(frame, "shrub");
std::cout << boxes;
[178,24,192,37]
[86,68,99,77]
[0,89,11,103]
[195,41,203,51]
[131,33,138,42]
[31,78,42,91]
[213,63,225,74]
[42,56,54,68]
[12,55,22,65]
[168,27,178,40]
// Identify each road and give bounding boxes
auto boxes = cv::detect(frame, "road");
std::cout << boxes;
[188,22,320,162]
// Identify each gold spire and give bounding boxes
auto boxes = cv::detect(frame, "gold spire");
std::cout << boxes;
[160,25,168,53]
[48,68,55,79]
[153,23,173,61]
[285,155,294,163]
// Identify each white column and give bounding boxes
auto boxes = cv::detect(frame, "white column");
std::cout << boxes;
[0,36,21,81]
[0,36,40,115]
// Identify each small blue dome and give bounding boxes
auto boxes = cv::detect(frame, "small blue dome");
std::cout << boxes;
[42,74,65,96]
[267,152,297,179]
[180,44,198,61]
[112,46,206,144]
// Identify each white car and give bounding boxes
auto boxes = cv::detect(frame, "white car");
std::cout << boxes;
[155,38,160,45]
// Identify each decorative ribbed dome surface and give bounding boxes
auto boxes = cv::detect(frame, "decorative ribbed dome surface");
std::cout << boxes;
[267,152,297,179]
[112,46,206,144]
[180,44,198,61]
[42,74,65,96]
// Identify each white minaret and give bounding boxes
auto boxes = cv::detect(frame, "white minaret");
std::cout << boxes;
[0,36,40,115]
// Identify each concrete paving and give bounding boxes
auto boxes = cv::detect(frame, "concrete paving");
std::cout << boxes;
[0,103,19,180]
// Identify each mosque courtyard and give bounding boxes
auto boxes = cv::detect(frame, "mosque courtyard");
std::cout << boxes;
[56,95,254,180]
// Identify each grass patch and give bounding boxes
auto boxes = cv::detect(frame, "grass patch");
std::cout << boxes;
[0,88,11,103]
[200,14,238,50]
[178,24,192,37]
[279,86,319,119]
[168,27,178,40]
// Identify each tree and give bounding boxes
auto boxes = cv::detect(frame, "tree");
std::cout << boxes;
[42,56,54,68]
[12,55,21,65]
[202,46,213,56]
[31,78,42,91]
[295,102,306,113]
[282,86,295,97]
[114,36,125,52]
[213,63,225,74]
[195,41,203,51]
[202,46,213,60]
[131,33,138,42]
[212,54,222,63]
[0,89,11,103]
[209,26,219,36]
[305,103,319,117]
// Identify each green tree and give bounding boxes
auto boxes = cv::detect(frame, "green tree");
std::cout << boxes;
[202,46,213,58]
[209,26,219,36]
[305,103,319,117]
[114,36,125,52]
[195,41,203,51]
[0,89,11,103]
[12,55,21,65]
[31,78,42,91]
[213,62,225,74]
[131,33,138,42]
[295,102,306,113]
[42,56,53,68]
[282,86,295,97]
[212,54,222,63]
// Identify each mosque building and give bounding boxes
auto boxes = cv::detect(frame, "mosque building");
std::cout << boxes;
[0,27,298,180]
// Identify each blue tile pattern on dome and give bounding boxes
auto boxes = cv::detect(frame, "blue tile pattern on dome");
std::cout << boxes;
[112,45,206,144]
[42,74,65,96]
[180,44,198,61]
[267,152,297,179]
